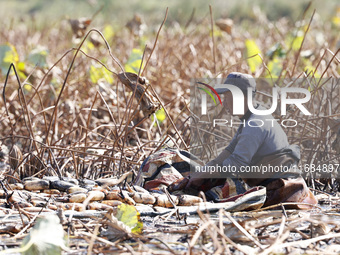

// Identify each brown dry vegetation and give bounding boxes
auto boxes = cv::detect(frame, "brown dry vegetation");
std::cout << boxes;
[0,4,339,254]
[1,8,339,180]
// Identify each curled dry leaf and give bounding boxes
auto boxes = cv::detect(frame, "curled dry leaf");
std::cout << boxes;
[9,144,22,171]
[68,18,92,38]
[215,18,233,34]
[126,14,146,37]
[8,144,23,182]
[117,72,160,117]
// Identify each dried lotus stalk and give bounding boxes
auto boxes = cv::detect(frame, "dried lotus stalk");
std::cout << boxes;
[24,180,50,191]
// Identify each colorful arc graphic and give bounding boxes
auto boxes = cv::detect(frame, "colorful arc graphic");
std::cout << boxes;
[196,81,223,105]
[198,87,217,105]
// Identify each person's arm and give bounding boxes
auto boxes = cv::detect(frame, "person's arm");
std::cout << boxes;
[185,126,241,189]
[222,125,265,171]
[206,149,231,166]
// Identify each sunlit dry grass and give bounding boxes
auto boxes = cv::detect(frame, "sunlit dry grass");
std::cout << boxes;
[0,7,339,188]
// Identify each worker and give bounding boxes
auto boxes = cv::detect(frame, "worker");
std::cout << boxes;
[186,72,317,208]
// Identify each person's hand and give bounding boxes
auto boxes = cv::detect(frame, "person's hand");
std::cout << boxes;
[168,177,189,192]
[185,176,205,190]
[185,169,207,190]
